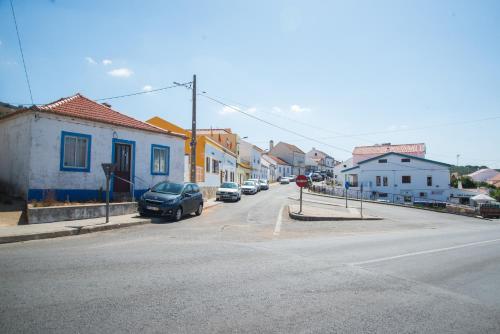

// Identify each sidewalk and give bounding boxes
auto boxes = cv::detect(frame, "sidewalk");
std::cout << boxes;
[288,203,382,221]
[0,199,221,244]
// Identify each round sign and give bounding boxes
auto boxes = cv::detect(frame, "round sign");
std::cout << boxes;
[296,175,308,188]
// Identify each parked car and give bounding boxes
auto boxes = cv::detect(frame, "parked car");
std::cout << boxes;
[138,182,203,221]
[241,180,258,194]
[288,175,297,182]
[280,177,290,184]
[259,179,269,190]
[311,173,323,182]
[248,178,261,191]
[216,182,241,202]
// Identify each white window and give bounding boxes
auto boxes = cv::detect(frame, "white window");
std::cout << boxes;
[152,145,169,174]
[62,132,90,170]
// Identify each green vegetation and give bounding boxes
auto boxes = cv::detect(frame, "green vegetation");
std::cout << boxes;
[450,165,489,175]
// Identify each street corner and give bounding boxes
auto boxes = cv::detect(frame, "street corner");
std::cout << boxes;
[287,204,383,221]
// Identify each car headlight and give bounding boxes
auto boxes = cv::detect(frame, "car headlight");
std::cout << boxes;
[216,191,221,195]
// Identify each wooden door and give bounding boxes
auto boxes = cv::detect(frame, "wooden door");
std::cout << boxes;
[113,143,131,192]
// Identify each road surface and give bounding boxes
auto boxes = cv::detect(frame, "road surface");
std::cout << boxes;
[1,184,500,333]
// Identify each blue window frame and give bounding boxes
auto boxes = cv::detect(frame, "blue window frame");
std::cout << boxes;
[151,144,170,175]
[60,131,91,172]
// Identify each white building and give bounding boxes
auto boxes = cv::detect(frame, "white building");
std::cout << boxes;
[268,141,305,175]
[0,94,185,202]
[239,140,263,179]
[261,154,278,182]
[306,148,335,174]
[333,157,354,185]
[341,152,451,203]
[266,155,292,180]
[202,136,237,187]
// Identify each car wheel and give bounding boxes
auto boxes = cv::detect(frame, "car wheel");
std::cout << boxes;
[173,207,183,221]
[195,203,203,216]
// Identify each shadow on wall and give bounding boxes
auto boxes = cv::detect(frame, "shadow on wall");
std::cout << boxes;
[0,192,27,226]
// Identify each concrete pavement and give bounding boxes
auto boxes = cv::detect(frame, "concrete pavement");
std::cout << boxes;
[1,184,500,333]
[0,198,222,244]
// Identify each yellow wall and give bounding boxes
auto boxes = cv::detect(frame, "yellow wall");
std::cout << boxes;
[146,116,209,169]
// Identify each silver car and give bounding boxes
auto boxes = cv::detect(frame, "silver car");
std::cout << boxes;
[241,180,258,195]
[216,182,242,202]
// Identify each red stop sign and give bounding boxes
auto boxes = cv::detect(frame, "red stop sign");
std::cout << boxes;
[296,175,308,187]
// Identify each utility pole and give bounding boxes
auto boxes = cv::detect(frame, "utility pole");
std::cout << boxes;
[190,74,197,183]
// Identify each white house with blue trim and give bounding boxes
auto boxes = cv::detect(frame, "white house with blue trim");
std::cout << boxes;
[340,152,451,203]
[0,94,186,202]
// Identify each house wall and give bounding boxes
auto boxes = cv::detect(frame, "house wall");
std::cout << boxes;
[200,142,237,187]
[0,113,33,198]
[350,154,450,202]
[26,113,184,201]
[269,143,305,175]
[239,141,262,179]
[276,164,291,178]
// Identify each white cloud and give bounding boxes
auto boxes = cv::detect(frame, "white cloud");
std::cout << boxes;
[218,105,256,115]
[102,59,112,65]
[290,104,310,113]
[219,105,238,115]
[388,124,409,131]
[85,56,97,64]
[108,68,133,78]
[271,107,283,114]
[142,85,153,92]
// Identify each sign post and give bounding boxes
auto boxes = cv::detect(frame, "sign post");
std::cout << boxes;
[101,163,116,223]
[344,181,350,208]
[296,175,308,214]
[360,183,364,218]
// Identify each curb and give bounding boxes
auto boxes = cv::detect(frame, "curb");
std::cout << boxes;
[0,219,151,245]
[305,191,491,221]
[287,205,383,222]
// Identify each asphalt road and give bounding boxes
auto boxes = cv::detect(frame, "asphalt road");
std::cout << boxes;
[1,184,500,333]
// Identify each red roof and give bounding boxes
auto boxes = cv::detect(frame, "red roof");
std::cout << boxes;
[22,93,185,137]
[353,143,426,155]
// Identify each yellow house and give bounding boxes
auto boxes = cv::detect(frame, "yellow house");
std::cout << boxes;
[147,117,237,186]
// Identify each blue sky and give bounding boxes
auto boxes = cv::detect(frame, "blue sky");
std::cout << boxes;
[1,0,499,167]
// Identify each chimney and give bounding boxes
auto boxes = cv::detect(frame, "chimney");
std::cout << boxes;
[269,140,274,151]
[102,102,112,108]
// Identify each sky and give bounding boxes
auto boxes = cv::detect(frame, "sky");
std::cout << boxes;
[1,0,499,167]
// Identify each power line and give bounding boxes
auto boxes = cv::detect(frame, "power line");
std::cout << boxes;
[95,82,191,101]
[199,92,375,144]
[10,0,33,105]
[199,93,353,154]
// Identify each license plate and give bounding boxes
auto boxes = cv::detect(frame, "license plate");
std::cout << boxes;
[146,206,160,211]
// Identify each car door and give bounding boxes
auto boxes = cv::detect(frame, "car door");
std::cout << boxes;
[179,184,191,213]
[192,184,203,207]
[185,184,197,213]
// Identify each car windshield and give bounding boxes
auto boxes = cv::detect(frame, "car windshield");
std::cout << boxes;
[243,181,254,186]
[259,180,267,183]
[151,182,184,194]
[221,182,238,189]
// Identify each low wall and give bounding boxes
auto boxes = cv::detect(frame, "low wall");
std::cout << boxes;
[27,202,138,224]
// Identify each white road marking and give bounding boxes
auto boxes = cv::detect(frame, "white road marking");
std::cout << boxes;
[273,205,285,237]
[351,238,500,266]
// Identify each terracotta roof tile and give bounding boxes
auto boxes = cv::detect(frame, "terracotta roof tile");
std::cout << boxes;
[353,143,426,155]
[36,93,175,136]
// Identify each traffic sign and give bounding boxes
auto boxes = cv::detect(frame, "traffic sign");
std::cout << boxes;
[344,181,350,189]
[296,175,308,188]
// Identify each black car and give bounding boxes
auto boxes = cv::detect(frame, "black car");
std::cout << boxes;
[138,182,204,221]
